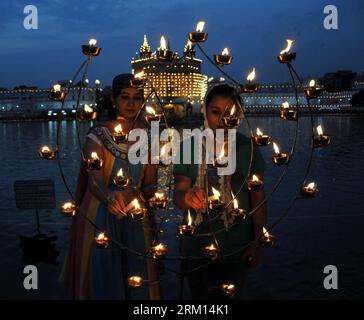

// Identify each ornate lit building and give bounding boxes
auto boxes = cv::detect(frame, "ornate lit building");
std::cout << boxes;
[131,35,208,105]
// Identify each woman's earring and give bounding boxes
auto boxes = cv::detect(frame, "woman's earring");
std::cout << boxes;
[113,104,116,109]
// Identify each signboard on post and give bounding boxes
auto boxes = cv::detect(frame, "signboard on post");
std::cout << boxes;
[14,179,56,210]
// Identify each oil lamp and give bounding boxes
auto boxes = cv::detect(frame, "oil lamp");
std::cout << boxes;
[126,199,147,221]
[222,104,240,128]
[178,210,196,236]
[113,168,129,188]
[230,192,247,220]
[148,192,168,209]
[79,104,97,120]
[214,48,233,66]
[188,21,208,43]
[113,124,128,144]
[202,243,219,259]
[254,128,271,146]
[300,182,317,197]
[313,125,331,148]
[272,142,290,165]
[304,79,323,99]
[128,276,143,288]
[241,67,258,93]
[279,101,297,121]
[86,152,104,170]
[277,39,296,64]
[39,145,57,160]
[247,174,263,192]
[159,144,172,167]
[94,232,109,249]
[60,201,78,217]
[208,187,225,213]
[259,227,275,248]
[82,38,101,57]
[212,145,228,168]
[130,71,147,88]
[150,243,168,259]
[49,84,65,101]
[144,106,162,125]
[220,283,236,298]
[156,36,176,62]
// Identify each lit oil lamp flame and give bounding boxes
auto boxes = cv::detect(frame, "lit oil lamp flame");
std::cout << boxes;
[282,101,290,109]
[160,36,167,51]
[252,174,260,182]
[256,128,263,136]
[89,38,97,46]
[41,146,51,153]
[187,210,192,226]
[114,124,122,134]
[53,84,61,92]
[263,226,270,237]
[146,106,156,115]
[96,232,106,241]
[273,142,280,155]
[307,182,316,189]
[160,144,167,157]
[317,125,323,136]
[280,39,294,55]
[116,168,123,177]
[231,191,239,209]
[154,243,165,251]
[309,79,316,87]
[217,145,225,160]
[211,187,221,200]
[247,67,256,82]
[155,192,164,199]
[134,71,144,79]
[91,152,99,160]
[196,21,205,32]
[133,198,140,210]
[230,105,236,116]
[222,48,229,56]
[207,243,216,250]
[84,104,93,113]
[63,202,73,210]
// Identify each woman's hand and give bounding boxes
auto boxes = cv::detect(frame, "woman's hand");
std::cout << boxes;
[107,187,139,218]
[184,186,206,210]
[240,242,264,270]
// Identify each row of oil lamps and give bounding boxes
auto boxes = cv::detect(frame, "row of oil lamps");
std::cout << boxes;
[126,274,237,297]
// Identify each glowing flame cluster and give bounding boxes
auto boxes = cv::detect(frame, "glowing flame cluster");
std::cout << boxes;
[89,38,97,46]
[317,125,323,136]
[247,67,256,82]
[211,187,221,200]
[114,124,123,134]
[222,48,229,56]
[53,84,61,92]
[134,71,144,79]
[280,39,294,55]
[196,21,205,32]
[84,104,93,113]
[146,106,156,115]
[273,142,281,155]
[91,152,99,160]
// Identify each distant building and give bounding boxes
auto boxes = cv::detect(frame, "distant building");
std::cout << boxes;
[0,85,97,114]
[321,70,357,92]
[131,35,208,108]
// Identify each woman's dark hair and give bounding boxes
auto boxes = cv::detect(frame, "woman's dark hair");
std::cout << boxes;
[205,84,242,109]
[106,73,143,120]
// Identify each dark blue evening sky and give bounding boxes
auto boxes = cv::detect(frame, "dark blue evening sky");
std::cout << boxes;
[0,0,363,88]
